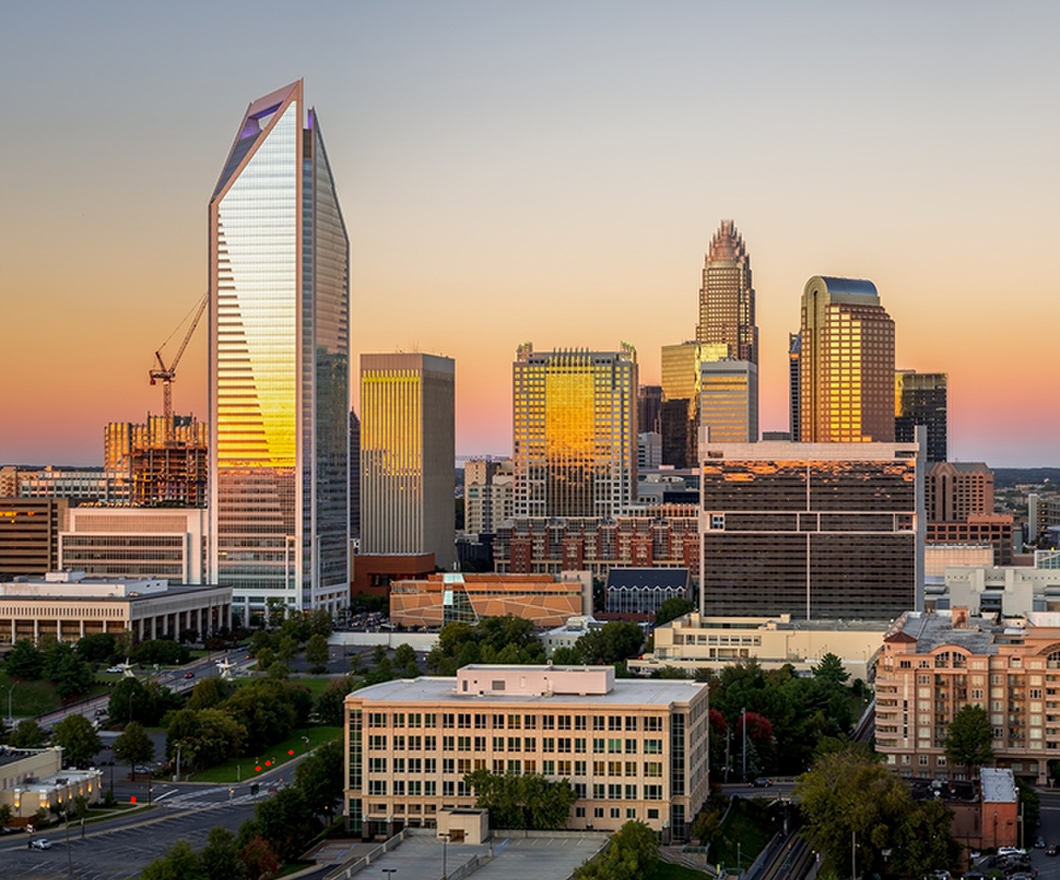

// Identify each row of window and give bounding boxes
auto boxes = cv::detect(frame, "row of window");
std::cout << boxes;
[366,712,662,732]
[366,756,665,779]
[366,735,663,754]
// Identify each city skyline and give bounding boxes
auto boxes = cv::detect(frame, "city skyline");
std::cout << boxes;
[2,2,1059,468]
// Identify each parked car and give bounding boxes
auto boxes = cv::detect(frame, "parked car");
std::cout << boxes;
[105,666,124,674]
[1035,836,1046,848]
[998,846,1027,856]
[29,838,52,850]
[134,765,152,774]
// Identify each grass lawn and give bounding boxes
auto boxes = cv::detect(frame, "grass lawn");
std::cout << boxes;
[1,672,111,717]
[710,799,774,872]
[189,726,342,783]
[648,863,711,879]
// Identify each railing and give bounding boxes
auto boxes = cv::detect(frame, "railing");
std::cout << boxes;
[322,828,410,880]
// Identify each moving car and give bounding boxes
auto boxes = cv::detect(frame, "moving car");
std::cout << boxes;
[749,777,773,787]
[29,838,52,850]
[1046,845,1058,856]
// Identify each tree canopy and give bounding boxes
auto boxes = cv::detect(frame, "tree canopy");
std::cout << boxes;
[654,597,695,626]
[52,714,102,766]
[427,617,546,675]
[942,704,994,777]
[573,820,660,880]
[114,721,155,769]
[465,769,577,830]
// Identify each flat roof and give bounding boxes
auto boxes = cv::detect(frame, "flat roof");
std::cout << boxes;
[348,675,705,707]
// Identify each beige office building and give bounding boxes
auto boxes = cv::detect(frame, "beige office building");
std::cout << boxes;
[344,665,708,840]
[361,353,456,570]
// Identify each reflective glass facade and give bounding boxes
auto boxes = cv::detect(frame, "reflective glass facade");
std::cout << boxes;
[513,345,637,519]
[800,276,895,443]
[209,82,349,619]
[697,220,757,364]
[699,441,924,620]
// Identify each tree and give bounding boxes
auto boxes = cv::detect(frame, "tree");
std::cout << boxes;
[394,643,416,668]
[465,769,577,830]
[575,621,644,665]
[314,676,355,726]
[307,608,333,638]
[140,840,205,880]
[201,826,246,880]
[133,639,190,667]
[794,743,957,878]
[113,721,154,775]
[9,719,49,748]
[109,677,153,726]
[654,597,695,627]
[52,714,102,766]
[305,634,330,673]
[186,676,233,711]
[1016,778,1041,837]
[239,836,281,880]
[76,632,118,664]
[573,820,659,880]
[253,786,319,861]
[813,652,850,685]
[5,638,44,679]
[295,738,344,817]
[943,704,994,777]
[49,647,94,699]
[167,708,247,770]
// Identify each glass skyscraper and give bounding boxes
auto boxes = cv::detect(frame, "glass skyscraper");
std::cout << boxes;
[208,81,349,623]
[512,343,637,519]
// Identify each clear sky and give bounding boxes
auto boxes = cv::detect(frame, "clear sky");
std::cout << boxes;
[1,1,1058,468]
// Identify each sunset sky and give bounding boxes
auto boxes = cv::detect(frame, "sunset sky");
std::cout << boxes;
[2,1,1058,468]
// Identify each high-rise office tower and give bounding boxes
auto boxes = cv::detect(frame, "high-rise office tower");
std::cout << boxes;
[360,353,456,571]
[895,370,947,462]
[513,343,637,519]
[349,411,361,541]
[799,276,895,443]
[699,359,757,444]
[664,221,759,465]
[697,220,757,363]
[788,332,801,442]
[208,81,350,622]
[638,385,662,435]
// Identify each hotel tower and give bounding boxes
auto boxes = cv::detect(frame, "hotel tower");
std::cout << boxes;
[208,81,350,623]
[799,275,894,443]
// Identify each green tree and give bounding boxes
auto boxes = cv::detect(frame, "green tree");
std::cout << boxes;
[52,714,102,766]
[133,638,191,666]
[76,632,118,664]
[891,796,961,878]
[1017,777,1041,837]
[201,826,246,880]
[113,720,154,775]
[314,676,355,726]
[50,648,94,699]
[575,621,644,665]
[943,704,994,777]
[813,652,850,685]
[253,786,319,861]
[167,707,247,770]
[573,820,660,880]
[307,608,333,638]
[654,597,695,626]
[221,679,299,750]
[5,638,44,679]
[186,676,233,711]
[394,643,416,668]
[9,719,49,748]
[295,738,344,817]
[465,769,577,830]
[109,677,153,726]
[305,634,330,672]
[140,840,205,880]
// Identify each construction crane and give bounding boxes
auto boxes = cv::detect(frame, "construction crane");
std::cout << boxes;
[150,293,207,443]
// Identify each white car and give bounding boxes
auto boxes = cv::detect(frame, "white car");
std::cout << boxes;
[998,846,1027,856]
[30,838,52,850]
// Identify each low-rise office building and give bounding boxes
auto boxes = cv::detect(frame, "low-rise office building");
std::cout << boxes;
[343,665,708,840]
[0,570,231,646]
[0,748,103,822]
[634,612,889,681]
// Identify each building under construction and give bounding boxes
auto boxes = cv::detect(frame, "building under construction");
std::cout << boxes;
[104,414,207,507]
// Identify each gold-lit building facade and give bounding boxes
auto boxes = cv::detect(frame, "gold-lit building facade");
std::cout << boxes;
[513,344,637,519]
[699,359,757,444]
[894,370,947,463]
[360,353,456,570]
[799,276,895,443]
[208,81,350,620]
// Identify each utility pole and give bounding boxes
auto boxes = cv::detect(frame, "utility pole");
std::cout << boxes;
[741,707,747,781]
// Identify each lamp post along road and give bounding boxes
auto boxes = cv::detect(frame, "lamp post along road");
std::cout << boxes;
[441,831,451,880]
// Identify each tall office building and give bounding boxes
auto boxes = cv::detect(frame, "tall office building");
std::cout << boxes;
[895,370,947,462]
[638,385,662,435]
[208,81,350,622]
[360,353,456,571]
[513,343,637,519]
[699,435,925,620]
[697,220,757,363]
[664,221,759,465]
[799,276,895,443]
[788,332,801,442]
[699,359,757,444]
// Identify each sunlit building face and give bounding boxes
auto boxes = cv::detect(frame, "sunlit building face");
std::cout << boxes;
[799,276,895,444]
[513,344,637,519]
[208,81,349,622]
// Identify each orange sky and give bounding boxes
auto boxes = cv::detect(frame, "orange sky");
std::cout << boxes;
[1,2,1058,467]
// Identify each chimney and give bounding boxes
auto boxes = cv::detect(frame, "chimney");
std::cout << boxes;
[952,606,969,629]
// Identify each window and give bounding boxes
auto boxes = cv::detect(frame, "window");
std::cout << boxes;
[625,739,637,754]
[524,715,537,730]
[369,736,386,750]
[625,784,637,799]
[424,736,436,751]
[574,738,586,753]
[524,737,536,751]
[368,780,387,795]
[543,760,556,776]
[508,737,521,752]
[593,784,605,799]
[645,785,663,800]
[558,715,572,730]
[424,713,437,727]
[475,714,487,729]
[393,758,405,773]
[608,739,622,753]
[457,737,471,752]
[474,737,486,751]
[644,762,662,777]
[575,761,587,776]
[648,809,659,820]
[443,759,455,774]
[609,716,622,731]
[393,713,405,727]
[593,738,605,753]
[443,713,455,728]
[493,737,505,752]
[559,738,572,753]
[575,715,587,730]
[542,715,555,730]
[443,736,455,751]
[625,762,636,777]
[493,715,506,729]
[625,717,638,731]
[508,715,521,729]
[369,758,386,773]
[458,713,471,729]
[644,739,663,754]
[644,717,663,732]
[593,716,606,731]
[543,737,555,753]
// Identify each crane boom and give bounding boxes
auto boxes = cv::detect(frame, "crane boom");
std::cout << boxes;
[149,292,208,442]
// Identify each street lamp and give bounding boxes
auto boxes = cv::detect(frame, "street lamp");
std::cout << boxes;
[302,735,311,753]
[382,870,396,880]
[441,831,451,880]
[5,683,13,726]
